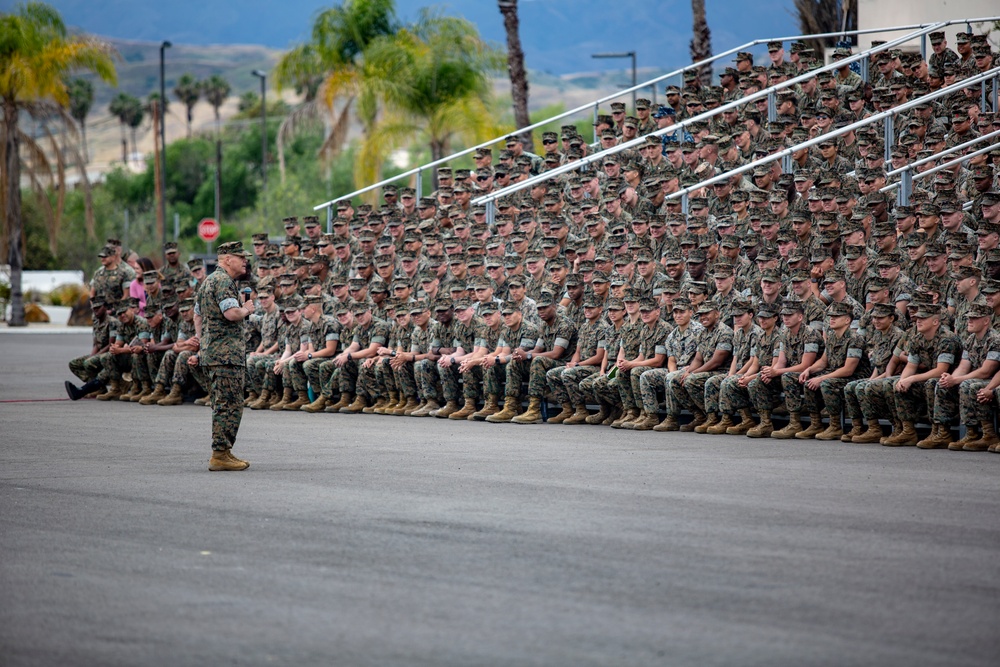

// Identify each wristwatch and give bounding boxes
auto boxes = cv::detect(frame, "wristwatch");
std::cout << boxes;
[307,353,313,360]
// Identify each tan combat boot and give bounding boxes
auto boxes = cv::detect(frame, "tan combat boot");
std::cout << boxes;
[726,410,756,435]
[157,383,185,406]
[707,413,735,435]
[585,401,609,425]
[362,396,386,414]
[631,412,660,431]
[471,394,500,421]
[611,407,640,429]
[96,380,122,401]
[880,420,902,445]
[395,396,420,416]
[695,412,720,434]
[208,450,249,472]
[624,410,651,430]
[248,389,271,410]
[409,398,436,417]
[841,419,864,442]
[883,421,918,446]
[746,410,774,438]
[301,395,328,413]
[374,392,398,415]
[816,421,844,441]
[546,402,575,424]
[796,413,826,439]
[564,404,591,425]
[486,396,520,423]
[916,423,951,449]
[771,412,803,439]
[325,393,353,413]
[194,396,211,407]
[119,380,141,402]
[852,421,884,443]
[969,421,1000,452]
[284,391,310,411]
[949,425,981,450]
[448,398,478,420]
[432,400,460,418]
[653,415,680,432]
[340,394,368,414]
[601,405,623,426]
[269,388,293,411]
[680,409,707,432]
[140,383,167,405]
[512,397,544,424]
[243,391,259,407]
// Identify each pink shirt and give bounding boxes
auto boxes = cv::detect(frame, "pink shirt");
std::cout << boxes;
[129,280,147,317]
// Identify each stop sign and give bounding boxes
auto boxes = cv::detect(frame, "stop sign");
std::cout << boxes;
[198,218,220,242]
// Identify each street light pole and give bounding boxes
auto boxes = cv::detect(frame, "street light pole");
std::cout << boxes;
[252,69,267,221]
[159,40,171,258]
[592,51,637,112]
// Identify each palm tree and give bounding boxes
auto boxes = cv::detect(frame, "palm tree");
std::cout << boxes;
[690,0,713,86]
[67,77,93,162]
[173,73,201,139]
[201,74,230,223]
[0,2,116,327]
[108,92,135,163]
[498,1,532,150]
[273,0,398,183]
[349,11,507,191]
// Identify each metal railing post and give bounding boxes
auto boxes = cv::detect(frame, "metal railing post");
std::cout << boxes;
[898,169,912,206]
[415,168,423,200]
[860,57,869,83]
[325,204,333,234]
[781,154,793,174]
[993,75,999,113]
[767,89,778,123]
[681,192,689,215]
[593,104,599,143]
[920,35,927,60]
[982,80,988,112]
[486,199,496,229]
[883,119,894,163]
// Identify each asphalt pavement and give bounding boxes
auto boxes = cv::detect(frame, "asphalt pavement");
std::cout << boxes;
[1,333,998,666]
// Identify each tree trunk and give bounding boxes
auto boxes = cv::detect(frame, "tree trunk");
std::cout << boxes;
[81,120,89,164]
[214,107,222,224]
[152,101,164,253]
[120,122,127,163]
[499,0,533,151]
[4,102,25,326]
[429,138,448,192]
[690,0,713,87]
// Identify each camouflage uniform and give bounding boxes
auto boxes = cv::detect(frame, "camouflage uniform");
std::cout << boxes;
[720,326,779,414]
[708,323,761,415]
[69,315,111,382]
[90,263,134,309]
[802,328,870,417]
[436,318,478,403]
[627,319,673,409]
[639,321,703,416]
[776,325,825,413]
[299,314,341,394]
[354,317,391,401]
[196,266,247,453]
[610,319,645,411]
[843,325,903,423]
[101,313,153,386]
[954,329,1000,426]
[525,315,578,399]
[550,319,603,405]
[894,328,962,424]
[668,322,734,414]
[583,322,627,407]
[491,320,541,399]
[462,321,504,401]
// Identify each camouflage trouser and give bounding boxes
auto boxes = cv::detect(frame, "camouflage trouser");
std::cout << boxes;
[560,366,599,405]
[460,366,488,399]
[259,357,285,393]
[394,363,419,398]
[670,371,723,413]
[611,368,638,409]
[374,358,397,395]
[69,353,102,382]
[858,376,899,421]
[718,375,751,414]
[579,371,613,406]
[628,367,656,409]
[959,379,997,425]
[317,359,338,398]
[284,359,309,393]
[501,358,531,399]
[247,354,278,393]
[802,371,853,416]
[173,350,208,390]
[141,351,163,387]
[703,373,731,414]
[303,358,327,394]
[335,359,360,395]
[641,369,683,415]
[586,372,620,407]
[748,375,784,412]
[207,364,245,453]
[930,378,960,425]
[893,379,935,423]
[155,350,180,386]
[437,362,463,401]
[779,372,805,413]
[354,360,380,401]
[843,379,869,421]
[528,357,565,398]
[101,352,137,383]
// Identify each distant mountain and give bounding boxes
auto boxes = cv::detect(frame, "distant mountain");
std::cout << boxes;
[50,0,800,76]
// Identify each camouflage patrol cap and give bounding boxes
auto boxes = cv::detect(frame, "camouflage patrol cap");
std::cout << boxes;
[867,277,890,292]
[923,242,946,257]
[142,270,160,284]
[303,294,324,305]
[217,241,251,257]
[671,297,693,312]
[177,298,195,312]
[97,245,114,258]
[780,297,805,315]
[826,301,854,318]
[695,302,718,315]
[968,302,993,319]
[500,300,520,315]
[913,303,943,319]
[368,280,389,294]
[163,241,179,253]
[952,265,982,281]
[281,296,304,312]
[870,302,896,319]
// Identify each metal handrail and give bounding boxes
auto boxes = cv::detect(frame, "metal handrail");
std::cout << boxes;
[470,21,959,214]
[313,16,999,216]
[653,67,1000,208]
[881,128,1000,205]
